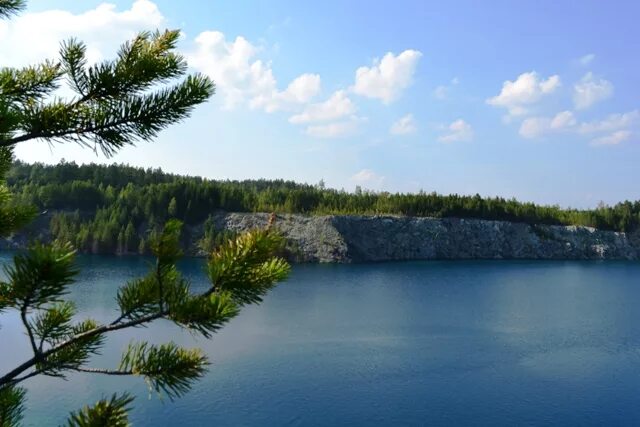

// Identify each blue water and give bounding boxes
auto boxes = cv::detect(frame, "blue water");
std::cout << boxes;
[1,253,640,426]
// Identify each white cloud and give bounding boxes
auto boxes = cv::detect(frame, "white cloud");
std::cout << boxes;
[351,50,422,103]
[519,110,638,146]
[550,110,577,129]
[250,73,321,112]
[288,90,355,124]
[539,76,560,93]
[519,111,577,139]
[438,119,473,143]
[519,117,551,139]
[2,0,170,164]
[573,72,613,110]
[590,130,632,146]
[282,74,322,103]
[0,1,322,113]
[351,169,385,188]
[486,71,561,116]
[0,0,165,67]
[579,53,596,66]
[390,114,417,135]
[578,110,639,134]
[305,119,361,139]
[188,31,321,111]
[289,90,362,138]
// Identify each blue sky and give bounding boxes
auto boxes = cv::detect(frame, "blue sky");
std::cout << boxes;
[4,0,640,207]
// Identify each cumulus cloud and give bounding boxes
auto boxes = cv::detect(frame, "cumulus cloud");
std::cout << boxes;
[573,72,613,110]
[250,73,321,112]
[289,90,362,139]
[0,0,165,67]
[590,130,632,146]
[519,117,551,139]
[486,71,561,117]
[288,90,355,124]
[351,169,385,188]
[351,50,422,103]
[551,110,577,129]
[1,1,322,113]
[1,1,425,142]
[390,114,417,135]
[577,110,639,134]
[519,109,638,146]
[188,31,321,111]
[438,119,473,143]
[519,111,577,138]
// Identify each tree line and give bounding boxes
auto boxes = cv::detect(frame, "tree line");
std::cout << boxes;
[6,160,640,255]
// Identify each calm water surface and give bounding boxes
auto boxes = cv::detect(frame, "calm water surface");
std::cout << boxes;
[1,253,640,426]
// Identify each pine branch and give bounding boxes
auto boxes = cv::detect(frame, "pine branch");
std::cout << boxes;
[0,222,289,388]
[20,302,39,358]
[0,0,24,19]
[66,393,134,427]
[3,242,78,309]
[0,385,26,427]
[1,74,214,155]
[73,368,134,376]
[0,62,63,103]
[8,369,42,385]
[0,311,165,387]
[31,301,76,352]
[60,39,89,98]
[156,259,165,313]
[118,342,208,400]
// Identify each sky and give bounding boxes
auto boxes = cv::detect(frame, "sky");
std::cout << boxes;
[2,0,640,208]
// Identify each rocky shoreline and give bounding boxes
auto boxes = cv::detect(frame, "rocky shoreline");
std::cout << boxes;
[209,213,640,262]
[3,212,640,263]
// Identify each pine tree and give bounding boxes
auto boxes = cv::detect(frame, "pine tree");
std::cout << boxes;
[137,237,146,255]
[167,197,178,218]
[124,221,136,254]
[0,1,290,425]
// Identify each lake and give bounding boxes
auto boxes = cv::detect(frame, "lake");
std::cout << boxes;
[1,253,640,426]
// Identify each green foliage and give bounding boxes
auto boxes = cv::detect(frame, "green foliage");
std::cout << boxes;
[167,196,178,218]
[1,28,214,156]
[208,230,290,305]
[198,215,237,254]
[66,393,134,427]
[0,2,291,424]
[0,149,36,238]
[38,319,105,378]
[0,62,62,104]
[150,218,182,264]
[119,342,208,400]
[116,274,178,322]
[169,292,239,338]
[30,301,75,346]
[0,386,25,427]
[0,0,24,19]
[3,242,77,309]
[0,219,289,422]
[116,221,190,322]
[5,161,640,257]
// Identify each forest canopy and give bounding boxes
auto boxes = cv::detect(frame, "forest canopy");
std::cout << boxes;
[6,160,640,254]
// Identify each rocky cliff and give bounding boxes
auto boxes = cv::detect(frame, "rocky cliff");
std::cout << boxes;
[214,213,640,262]
[4,212,640,262]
